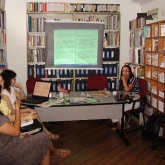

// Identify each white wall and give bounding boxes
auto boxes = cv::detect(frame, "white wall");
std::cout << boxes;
[141,0,165,19]
[5,0,141,93]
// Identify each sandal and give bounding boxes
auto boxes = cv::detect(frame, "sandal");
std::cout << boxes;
[48,133,59,140]
[54,149,71,158]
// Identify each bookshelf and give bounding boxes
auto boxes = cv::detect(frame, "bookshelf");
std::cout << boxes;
[0,0,7,73]
[144,20,165,138]
[26,2,121,92]
[127,13,146,79]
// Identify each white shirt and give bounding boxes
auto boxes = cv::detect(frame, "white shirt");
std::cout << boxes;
[2,87,16,109]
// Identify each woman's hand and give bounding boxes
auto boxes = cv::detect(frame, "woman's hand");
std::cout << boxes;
[15,83,23,90]
[26,112,38,120]
[26,108,37,114]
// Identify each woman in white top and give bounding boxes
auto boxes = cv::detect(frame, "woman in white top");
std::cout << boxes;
[0,69,59,140]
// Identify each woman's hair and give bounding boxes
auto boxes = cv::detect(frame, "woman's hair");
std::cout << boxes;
[1,69,17,91]
[119,65,134,91]
[0,85,3,116]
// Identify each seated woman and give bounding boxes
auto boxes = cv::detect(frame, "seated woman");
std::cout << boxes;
[111,65,140,129]
[0,99,70,165]
[0,69,59,140]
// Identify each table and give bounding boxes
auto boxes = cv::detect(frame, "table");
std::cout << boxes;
[22,91,140,146]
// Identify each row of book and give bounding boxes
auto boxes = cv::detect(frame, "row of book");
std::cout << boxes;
[129,13,152,30]
[28,34,45,47]
[28,64,118,79]
[28,48,45,63]
[0,11,5,29]
[27,2,120,13]
[27,15,120,33]
[129,29,144,47]
[0,28,6,44]
[0,49,6,63]
[104,31,120,47]
[0,0,5,11]
[144,24,165,38]
[27,47,120,63]
[129,47,144,64]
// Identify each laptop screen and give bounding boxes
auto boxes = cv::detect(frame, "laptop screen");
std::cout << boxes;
[33,81,51,98]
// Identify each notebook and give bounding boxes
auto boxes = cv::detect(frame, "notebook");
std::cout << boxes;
[21,81,51,104]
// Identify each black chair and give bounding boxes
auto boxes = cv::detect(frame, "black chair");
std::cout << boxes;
[124,78,147,133]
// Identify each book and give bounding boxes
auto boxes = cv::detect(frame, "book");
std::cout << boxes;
[161,24,165,36]
[21,119,33,127]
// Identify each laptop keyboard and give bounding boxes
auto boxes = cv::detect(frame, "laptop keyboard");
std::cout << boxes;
[22,97,48,104]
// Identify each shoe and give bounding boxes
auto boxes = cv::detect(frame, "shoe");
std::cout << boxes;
[54,149,71,158]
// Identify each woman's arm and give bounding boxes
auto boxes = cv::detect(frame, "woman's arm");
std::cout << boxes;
[15,83,25,100]
[1,94,15,115]
[121,76,134,92]
[8,112,38,123]
[0,100,21,136]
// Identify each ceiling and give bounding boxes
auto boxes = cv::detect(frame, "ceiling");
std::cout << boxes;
[130,0,156,5]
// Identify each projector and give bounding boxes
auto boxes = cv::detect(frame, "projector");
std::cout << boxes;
[70,97,88,103]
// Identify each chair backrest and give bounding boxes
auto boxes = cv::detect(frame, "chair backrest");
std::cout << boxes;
[26,78,42,94]
[137,78,147,98]
[86,75,108,90]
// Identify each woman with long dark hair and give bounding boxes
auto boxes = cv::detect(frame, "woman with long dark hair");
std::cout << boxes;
[0,69,59,140]
[112,65,140,129]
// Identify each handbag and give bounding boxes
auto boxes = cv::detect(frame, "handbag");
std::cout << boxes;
[21,119,43,135]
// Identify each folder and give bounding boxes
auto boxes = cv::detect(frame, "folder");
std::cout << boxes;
[84,69,89,77]
[107,78,111,90]
[76,70,80,77]
[105,48,110,61]
[51,69,56,78]
[62,80,67,90]
[103,64,108,76]
[51,80,57,92]
[68,70,73,78]
[59,69,63,78]
[75,79,81,91]
[36,64,40,78]
[80,69,85,77]
[66,79,72,91]
[108,64,113,76]
[81,79,87,91]
[112,64,118,77]
[28,64,34,78]
[95,69,99,75]
[40,64,45,78]
[99,69,104,75]
[63,69,69,78]
[47,69,51,78]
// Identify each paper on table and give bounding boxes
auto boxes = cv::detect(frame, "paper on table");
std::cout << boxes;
[21,119,33,127]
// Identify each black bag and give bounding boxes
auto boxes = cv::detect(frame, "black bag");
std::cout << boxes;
[141,114,160,140]
[21,119,43,135]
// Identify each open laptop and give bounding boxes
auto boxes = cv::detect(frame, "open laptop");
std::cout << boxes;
[21,81,51,104]
[114,93,133,102]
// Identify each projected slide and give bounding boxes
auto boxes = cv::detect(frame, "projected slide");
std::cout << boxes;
[54,29,98,66]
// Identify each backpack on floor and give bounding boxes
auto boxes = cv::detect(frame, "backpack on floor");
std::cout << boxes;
[141,113,160,140]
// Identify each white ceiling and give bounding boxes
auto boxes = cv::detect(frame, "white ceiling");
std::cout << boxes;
[130,0,156,5]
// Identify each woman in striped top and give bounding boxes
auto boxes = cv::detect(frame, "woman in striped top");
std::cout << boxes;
[111,65,140,129]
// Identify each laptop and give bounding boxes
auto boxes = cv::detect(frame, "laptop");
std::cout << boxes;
[114,93,133,102]
[21,81,51,104]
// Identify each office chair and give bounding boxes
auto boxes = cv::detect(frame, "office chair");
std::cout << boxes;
[124,78,147,133]
[86,74,108,124]
[26,78,42,94]
[86,74,108,91]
